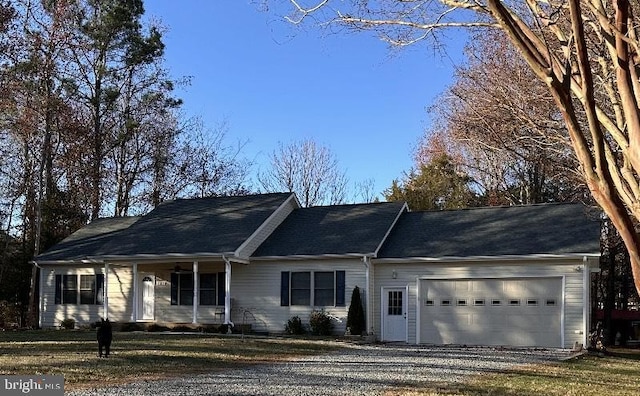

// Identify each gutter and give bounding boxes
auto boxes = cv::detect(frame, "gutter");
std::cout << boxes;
[372,253,601,264]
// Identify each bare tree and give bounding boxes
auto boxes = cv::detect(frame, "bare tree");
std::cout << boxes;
[272,0,640,295]
[422,30,586,205]
[259,138,348,207]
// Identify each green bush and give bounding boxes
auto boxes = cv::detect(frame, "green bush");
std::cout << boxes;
[284,315,306,335]
[60,318,75,330]
[346,286,366,336]
[309,310,333,336]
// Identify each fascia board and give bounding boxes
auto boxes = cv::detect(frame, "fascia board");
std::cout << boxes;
[372,252,601,264]
[372,202,408,258]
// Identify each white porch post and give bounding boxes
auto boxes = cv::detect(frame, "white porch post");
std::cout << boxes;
[103,262,109,320]
[131,263,138,322]
[224,257,233,326]
[192,261,199,324]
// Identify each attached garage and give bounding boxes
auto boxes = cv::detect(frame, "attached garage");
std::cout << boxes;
[374,203,602,348]
[419,277,562,347]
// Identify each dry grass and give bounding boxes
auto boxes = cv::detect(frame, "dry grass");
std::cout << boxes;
[0,330,338,390]
[386,348,640,396]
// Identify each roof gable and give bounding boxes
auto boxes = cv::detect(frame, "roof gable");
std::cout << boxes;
[377,203,601,259]
[252,201,407,257]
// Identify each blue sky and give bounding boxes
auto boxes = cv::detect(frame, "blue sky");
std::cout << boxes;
[144,1,466,201]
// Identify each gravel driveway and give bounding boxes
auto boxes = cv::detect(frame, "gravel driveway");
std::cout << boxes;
[67,343,571,396]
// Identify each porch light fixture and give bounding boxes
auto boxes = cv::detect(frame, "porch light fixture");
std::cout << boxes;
[392,270,397,279]
[174,264,182,273]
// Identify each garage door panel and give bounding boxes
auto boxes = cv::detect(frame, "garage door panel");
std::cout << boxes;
[421,278,562,347]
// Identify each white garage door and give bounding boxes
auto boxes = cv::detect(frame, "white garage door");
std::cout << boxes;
[420,278,562,347]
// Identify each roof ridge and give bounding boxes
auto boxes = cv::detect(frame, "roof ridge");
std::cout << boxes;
[407,201,589,214]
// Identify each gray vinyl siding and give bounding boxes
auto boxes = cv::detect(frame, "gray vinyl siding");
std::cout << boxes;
[372,258,591,348]
[231,258,366,334]
[236,198,297,258]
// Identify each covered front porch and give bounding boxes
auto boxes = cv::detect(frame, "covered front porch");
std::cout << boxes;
[101,256,242,327]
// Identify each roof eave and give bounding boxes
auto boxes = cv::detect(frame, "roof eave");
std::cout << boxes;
[372,252,601,263]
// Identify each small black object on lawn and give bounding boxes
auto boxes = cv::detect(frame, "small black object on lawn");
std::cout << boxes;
[97,318,113,358]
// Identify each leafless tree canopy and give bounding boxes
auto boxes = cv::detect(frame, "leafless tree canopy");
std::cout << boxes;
[272,0,640,295]
[259,138,348,207]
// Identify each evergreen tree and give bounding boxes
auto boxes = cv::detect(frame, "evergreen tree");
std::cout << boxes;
[385,154,477,211]
[346,286,365,336]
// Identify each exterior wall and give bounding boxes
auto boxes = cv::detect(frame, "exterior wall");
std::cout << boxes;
[231,258,367,334]
[236,197,297,258]
[372,258,591,348]
[40,264,132,328]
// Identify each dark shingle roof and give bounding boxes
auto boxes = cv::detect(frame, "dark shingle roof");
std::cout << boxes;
[37,193,294,261]
[36,217,142,261]
[252,201,406,257]
[377,203,601,258]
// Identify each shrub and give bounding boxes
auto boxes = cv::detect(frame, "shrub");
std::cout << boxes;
[119,322,145,332]
[309,310,333,336]
[346,286,366,336]
[60,319,75,330]
[147,323,169,332]
[285,315,306,335]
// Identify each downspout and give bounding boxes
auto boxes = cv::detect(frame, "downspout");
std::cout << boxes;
[363,256,372,335]
[223,255,234,328]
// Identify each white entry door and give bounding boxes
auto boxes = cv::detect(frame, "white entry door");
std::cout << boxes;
[138,274,155,321]
[382,287,408,342]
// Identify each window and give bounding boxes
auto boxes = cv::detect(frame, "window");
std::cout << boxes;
[314,272,334,306]
[55,274,103,305]
[441,299,452,306]
[200,274,217,306]
[474,299,485,306]
[425,299,434,306]
[280,271,345,307]
[526,299,538,306]
[546,299,557,306]
[291,272,311,305]
[457,299,467,306]
[171,272,193,305]
[388,291,403,315]
[509,299,520,306]
[170,272,226,306]
[491,299,501,306]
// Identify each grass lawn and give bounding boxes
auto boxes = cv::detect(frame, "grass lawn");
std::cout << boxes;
[2,331,639,395]
[389,348,640,396]
[0,330,338,390]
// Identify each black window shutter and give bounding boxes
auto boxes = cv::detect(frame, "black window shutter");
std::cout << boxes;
[336,271,345,306]
[54,275,61,304]
[217,272,225,306]
[170,272,178,305]
[281,271,290,306]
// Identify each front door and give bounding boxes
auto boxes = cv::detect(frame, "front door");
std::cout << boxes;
[138,274,155,321]
[382,287,408,342]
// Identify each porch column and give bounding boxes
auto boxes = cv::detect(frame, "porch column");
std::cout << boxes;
[103,262,109,320]
[192,261,199,324]
[223,257,233,326]
[131,263,138,322]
